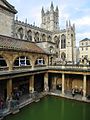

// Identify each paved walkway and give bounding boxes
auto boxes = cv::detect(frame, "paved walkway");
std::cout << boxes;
[49,90,90,103]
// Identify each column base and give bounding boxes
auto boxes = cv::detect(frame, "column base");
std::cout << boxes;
[82,96,86,101]
[61,91,65,97]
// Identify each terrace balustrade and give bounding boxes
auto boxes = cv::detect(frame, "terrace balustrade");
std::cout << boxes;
[0,64,90,72]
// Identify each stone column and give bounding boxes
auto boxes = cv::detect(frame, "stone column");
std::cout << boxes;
[44,73,49,92]
[82,75,87,100]
[29,75,34,93]
[7,79,12,98]
[52,77,57,91]
[62,73,65,95]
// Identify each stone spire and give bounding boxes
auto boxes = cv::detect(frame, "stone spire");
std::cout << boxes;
[50,1,54,11]
[16,15,18,21]
[25,18,27,24]
[41,7,44,14]
[66,20,68,28]
[73,23,75,31]
[69,20,71,27]
[56,6,58,12]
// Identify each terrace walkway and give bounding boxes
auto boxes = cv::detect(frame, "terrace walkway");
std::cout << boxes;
[49,90,90,103]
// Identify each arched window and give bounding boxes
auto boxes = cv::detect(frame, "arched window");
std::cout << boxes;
[35,58,45,65]
[0,56,7,66]
[49,46,54,53]
[18,27,24,39]
[14,56,30,66]
[54,36,58,42]
[27,30,32,41]
[61,52,66,61]
[34,32,39,42]
[42,34,46,41]
[61,34,66,49]
[48,35,52,41]
[54,36,60,48]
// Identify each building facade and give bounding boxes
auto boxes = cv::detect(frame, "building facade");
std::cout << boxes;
[0,0,76,63]
[0,0,90,103]
[79,38,90,62]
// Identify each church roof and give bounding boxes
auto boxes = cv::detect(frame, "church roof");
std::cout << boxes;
[80,38,90,42]
[0,0,17,14]
[0,35,47,54]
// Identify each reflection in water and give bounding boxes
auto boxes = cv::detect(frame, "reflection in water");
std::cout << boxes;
[6,96,90,120]
[60,99,64,120]
[82,103,86,120]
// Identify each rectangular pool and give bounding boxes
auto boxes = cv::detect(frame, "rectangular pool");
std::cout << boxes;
[6,96,90,120]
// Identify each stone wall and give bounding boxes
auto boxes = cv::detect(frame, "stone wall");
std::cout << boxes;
[0,7,14,37]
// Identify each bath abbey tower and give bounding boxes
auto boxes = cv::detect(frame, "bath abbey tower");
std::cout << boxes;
[41,2,59,31]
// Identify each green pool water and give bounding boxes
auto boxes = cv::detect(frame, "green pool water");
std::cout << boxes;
[6,96,90,120]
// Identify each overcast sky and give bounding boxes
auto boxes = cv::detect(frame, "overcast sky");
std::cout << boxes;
[7,0,90,46]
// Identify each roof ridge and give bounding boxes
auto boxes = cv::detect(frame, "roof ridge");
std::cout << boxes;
[0,34,47,54]
[1,0,17,14]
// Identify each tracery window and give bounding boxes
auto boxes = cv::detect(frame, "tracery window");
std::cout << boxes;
[42,34,46,41]
[61,34,66,49]
[54,36,60,48]
[18,27,24,39]
[34,32,39,42]
[27,30,32,41]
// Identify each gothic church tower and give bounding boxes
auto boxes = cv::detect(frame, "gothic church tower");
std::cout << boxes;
[41,2,59,31]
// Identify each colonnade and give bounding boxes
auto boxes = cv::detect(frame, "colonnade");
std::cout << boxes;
[49,73,87,100]
[4,73,88,101]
